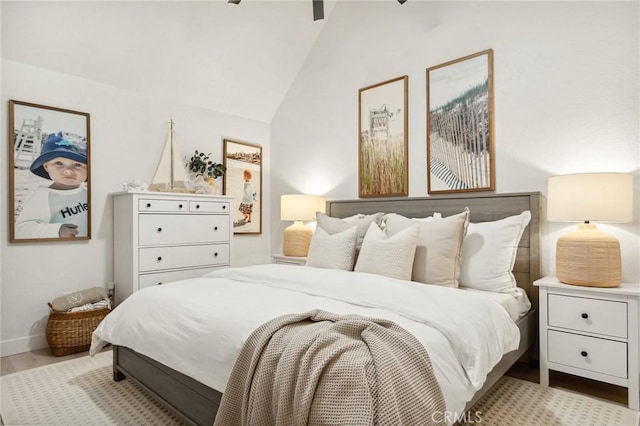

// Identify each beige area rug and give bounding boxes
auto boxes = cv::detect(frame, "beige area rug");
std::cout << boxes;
[467,375,639,426]
[1,351,184,425]
[1,351,638,426]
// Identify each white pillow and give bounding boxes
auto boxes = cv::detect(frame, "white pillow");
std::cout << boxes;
[306,226,358,271]
[384,209,470,287]
[459,211,532,293]
[354,222,419,281]
[316,212,384,250]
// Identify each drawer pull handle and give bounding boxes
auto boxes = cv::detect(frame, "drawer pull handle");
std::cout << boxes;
[214,226,219,231]
[222,205,227,210]
[157,282,162,285]
[146,203,151,208]
[580,351,588,357]
[196,204,200,209]
[157,227,162,232]
[581,313,589,319]
[179,204,184,209]
[157,256,162,262]
[214,252,219,257]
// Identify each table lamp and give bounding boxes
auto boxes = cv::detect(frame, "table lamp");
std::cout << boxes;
[547,173,633,287]
[281,194,326,257]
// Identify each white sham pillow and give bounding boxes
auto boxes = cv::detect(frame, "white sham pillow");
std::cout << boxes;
[384,209,470,287]
[316,212,384,250]
[354,222,419,281]
[459,211,532,293]
[306,226,358,271]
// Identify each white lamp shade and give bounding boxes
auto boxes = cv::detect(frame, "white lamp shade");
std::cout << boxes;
[547,173,633,223]
[281,194,326,221]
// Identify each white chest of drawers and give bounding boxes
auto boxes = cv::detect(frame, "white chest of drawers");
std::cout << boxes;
[535,277,640,410]
[113,191,233,305]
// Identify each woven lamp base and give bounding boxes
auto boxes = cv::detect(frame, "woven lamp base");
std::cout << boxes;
[556,224,622,287]
[283,221,312,257]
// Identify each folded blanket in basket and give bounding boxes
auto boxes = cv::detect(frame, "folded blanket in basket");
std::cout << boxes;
[214,309,446,426]
[51,287,108,312]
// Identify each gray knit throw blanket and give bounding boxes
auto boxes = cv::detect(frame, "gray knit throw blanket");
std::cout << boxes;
[214,309,446,426]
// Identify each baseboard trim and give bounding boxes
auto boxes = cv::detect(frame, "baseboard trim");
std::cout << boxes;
[1,334,48,357]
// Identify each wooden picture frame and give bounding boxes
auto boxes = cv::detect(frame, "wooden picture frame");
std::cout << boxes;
[223,138,262,234]
[8,100,91,243]
[426,49,495,194]
[358,75,408,198]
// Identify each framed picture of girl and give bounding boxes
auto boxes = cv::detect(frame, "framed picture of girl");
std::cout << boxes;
[8,100,91,243]
[223,138,262,235]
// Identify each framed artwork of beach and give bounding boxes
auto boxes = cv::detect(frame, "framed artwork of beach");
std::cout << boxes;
[358,75,408,198]
[8,100,91,243]
[426,49,495,194]
[223,138,262,234]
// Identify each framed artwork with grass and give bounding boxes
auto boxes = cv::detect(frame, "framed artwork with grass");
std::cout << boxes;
[426,49,495,194]
[8,100,91,243]
[358,75,408,198]
[223,138,262,234]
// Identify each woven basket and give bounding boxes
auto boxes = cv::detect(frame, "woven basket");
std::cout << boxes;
[45,306,110,356]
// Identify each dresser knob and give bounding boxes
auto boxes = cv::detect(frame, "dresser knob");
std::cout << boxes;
[157,256,162,262]
[214,226,218,231]
[581,313,589,319]
[580,351,588,357]
[222,205,227,210]
[146,203,151,208]
[214,252,218,257]
[196,204,200,209]
[178,204,183,209]
[157,282,162,285]
[157,227,162,232]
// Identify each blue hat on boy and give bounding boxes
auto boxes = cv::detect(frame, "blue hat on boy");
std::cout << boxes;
[30,132,87,180]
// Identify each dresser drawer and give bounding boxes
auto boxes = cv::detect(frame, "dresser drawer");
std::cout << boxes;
[138,198,188,212]
[139,214,229,246]
[548,294,627,338]
[139,244,230,272]
[548,330,627,378]
[189,200,230,213]
[138,266,222,290]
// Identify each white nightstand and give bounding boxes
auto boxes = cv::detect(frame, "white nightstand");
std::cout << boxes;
[535,276,639,410]
[272,253,307,266]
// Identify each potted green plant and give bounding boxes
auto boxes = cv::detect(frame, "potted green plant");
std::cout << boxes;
[186,150,226,192]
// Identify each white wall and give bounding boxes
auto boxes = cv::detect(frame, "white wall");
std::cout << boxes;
[1,60,271,355]
[271,2,640,281]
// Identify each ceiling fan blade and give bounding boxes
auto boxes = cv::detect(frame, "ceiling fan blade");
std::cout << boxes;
[313,0,324,21]
[228,0,241,4]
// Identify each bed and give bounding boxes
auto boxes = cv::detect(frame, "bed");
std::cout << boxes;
[93,191,541,425]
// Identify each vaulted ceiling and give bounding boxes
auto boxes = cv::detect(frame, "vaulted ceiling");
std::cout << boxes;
[1,1,337,123]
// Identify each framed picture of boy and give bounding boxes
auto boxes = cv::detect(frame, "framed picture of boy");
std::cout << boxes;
[8,100,91,243]
[223,138,262,235]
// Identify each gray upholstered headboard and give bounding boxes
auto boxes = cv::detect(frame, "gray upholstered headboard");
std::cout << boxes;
[325,192,542,310]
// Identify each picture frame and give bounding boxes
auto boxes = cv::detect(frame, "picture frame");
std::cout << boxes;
[8,100,91,243]
[426,49,495,194]
[223,138,262,234]
[358,75,408,198]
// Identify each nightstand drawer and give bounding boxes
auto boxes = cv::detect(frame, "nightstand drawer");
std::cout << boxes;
[548,330,627,378]
[548,294,627,338]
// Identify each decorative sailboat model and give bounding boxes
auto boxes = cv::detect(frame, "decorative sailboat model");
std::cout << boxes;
[149,118,192,192]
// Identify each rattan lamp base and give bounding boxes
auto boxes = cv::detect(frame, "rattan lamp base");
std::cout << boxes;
[283,221,312,257]
[556,224,622,287]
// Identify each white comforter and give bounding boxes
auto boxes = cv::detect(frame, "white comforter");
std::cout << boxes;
[91,264,520,418]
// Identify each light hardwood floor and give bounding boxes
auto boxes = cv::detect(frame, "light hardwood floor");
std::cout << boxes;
[1,348,628,408]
